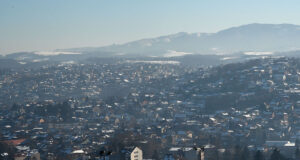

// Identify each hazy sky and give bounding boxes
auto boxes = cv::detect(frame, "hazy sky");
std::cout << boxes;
[1,0,300,54]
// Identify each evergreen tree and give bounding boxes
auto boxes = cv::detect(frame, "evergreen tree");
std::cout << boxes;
[254,150,265,160]
[0,142,15,160]
[241,146,250,160]
[60,101,73,122]
[296,139,300,147]
[233,145,241,160]
[223,149,232,160]
[11,103,19,111]
[213,149,220,160]
[269,148,285,160]
[295,148,300,160]
[152,149,159,160]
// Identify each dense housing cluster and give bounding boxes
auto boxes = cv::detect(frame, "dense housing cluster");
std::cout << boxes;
[1,57,300,159]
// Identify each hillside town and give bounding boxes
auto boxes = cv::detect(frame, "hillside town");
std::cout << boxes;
[1,57,300,159]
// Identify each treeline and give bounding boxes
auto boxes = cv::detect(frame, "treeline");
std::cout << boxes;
[11,101,73,122]
[35,101,73,122]
[217,146,300,160]
[0,141,15,160]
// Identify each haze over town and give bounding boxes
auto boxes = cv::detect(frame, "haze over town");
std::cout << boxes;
[2,1,300,160]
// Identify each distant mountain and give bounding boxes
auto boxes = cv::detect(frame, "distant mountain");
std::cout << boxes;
[60,23,300,56]
[4,23,300,66]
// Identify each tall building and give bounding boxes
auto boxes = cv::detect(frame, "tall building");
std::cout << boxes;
[124,147,143,160]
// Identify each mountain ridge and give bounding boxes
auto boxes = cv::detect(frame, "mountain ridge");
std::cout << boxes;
[57,23,300,56]
[4,23,300,58]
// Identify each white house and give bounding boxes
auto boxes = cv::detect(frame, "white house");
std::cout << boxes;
[125,147,143,160]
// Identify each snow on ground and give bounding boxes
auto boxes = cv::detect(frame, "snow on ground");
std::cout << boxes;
[72,150,85,154]
[244,51,273,55]
[126,60,180,65]
[196,33,202,37]
[18,62,27,65]
[164,50,193,57]
[211,47,219,51]
[222,57,238,60]
[163,38,171,42]
[34,51,81,56]
[32,58,49,62]
[61,61,76,64]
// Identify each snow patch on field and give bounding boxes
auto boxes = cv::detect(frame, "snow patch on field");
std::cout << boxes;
[18,62,27,65]
[32,58,49,62]
[163,38,171,42]
[126,60,180,65]
[35,51,81,56]
[164,50,193,57]
[244,52,273,55]
[61,61,76,64]
[222,57,238,60]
